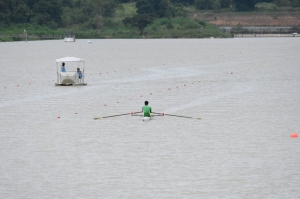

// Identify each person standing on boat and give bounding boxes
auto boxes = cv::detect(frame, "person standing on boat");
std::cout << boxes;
[61,62,66,72]
[77,68,83,79]
[142,101,152,117]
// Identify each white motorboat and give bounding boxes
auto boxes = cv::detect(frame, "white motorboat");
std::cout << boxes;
[64,32,75,42]
[55,57,87,86]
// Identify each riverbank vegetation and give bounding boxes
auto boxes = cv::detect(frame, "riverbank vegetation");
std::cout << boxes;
[0,0,299,41]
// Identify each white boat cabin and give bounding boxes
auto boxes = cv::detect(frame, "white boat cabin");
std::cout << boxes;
[55,57,87,86]
[64,32,75,42]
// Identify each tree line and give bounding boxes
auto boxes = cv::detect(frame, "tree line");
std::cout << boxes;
[0,0,299,29]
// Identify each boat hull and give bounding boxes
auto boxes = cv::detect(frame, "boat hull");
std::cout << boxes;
[143,117,151,121]
[64,38,75,42]
[55,83,87,86]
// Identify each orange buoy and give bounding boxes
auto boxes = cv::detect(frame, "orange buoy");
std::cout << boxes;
[291,133,298,138]
[57,116,60,118]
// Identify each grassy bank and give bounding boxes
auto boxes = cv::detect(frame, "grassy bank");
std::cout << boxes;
[0,2,231,41]
[0,17,230,42]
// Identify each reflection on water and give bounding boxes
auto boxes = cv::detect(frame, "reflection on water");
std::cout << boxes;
[0,38,299,198]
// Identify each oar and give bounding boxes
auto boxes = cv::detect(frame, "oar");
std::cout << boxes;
[94,111,142,120]
[152,112,201,120]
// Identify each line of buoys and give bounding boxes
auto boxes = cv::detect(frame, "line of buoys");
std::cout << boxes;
[81,61,275,121]
[136,61,278,107]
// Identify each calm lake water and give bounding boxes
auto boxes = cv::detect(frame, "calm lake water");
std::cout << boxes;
[0,38,299,199]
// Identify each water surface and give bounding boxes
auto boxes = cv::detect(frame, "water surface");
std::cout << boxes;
[0,38,299,199]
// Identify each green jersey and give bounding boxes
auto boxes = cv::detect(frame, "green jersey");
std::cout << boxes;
[142,105,152,117]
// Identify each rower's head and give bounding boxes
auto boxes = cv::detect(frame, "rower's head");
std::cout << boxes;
[62,62,65,66]
[145,101,149,105]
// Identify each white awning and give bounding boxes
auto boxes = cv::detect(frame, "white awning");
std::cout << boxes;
[56,57,85,63]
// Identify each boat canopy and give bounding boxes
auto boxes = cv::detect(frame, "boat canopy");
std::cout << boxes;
[56,57,85,63]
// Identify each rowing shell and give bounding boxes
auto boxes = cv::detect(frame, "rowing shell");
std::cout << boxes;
[143,117,151,121]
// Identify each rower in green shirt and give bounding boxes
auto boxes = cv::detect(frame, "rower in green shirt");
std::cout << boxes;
[142,101,152,117]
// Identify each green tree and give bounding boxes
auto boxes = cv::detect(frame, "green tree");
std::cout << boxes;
[102,0,117,17]
[136,0,155,15]
[275,0,291,6]
[136,0,171,18]
[166,21,174,29]
[291,0,300,6]
[157,0,169,17]
[220,0,231,8]
[92,0,118,17]
[123,14,155,35]
[213,0,221,11]
[33,0,62,24]
[12,2,33,23]
[23,0,38,8]
[234,0,255,11]
[0,0,11,24]
[195,0,214,10]
[60,0,73,7]
[170,0,194,6]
